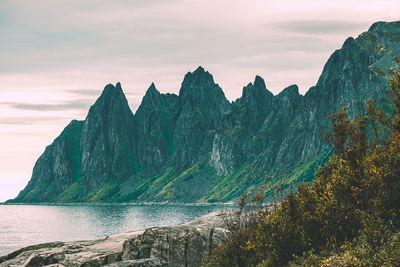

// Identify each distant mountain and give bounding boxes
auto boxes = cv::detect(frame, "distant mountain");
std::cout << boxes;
[9,21,400,203]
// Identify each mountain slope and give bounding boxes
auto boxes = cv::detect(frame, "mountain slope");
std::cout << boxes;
[10,20,400,203]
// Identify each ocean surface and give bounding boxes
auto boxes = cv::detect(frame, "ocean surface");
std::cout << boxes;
[0,203,234,256]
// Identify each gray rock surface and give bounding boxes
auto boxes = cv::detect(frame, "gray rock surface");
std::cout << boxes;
[0,211,229,267]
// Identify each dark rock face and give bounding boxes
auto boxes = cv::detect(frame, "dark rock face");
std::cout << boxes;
[134,83,178,176]
[9,21,400,203]
[80,82,136,193]
[13,120,83,202]
[13,83,137,202]
[172,66,230,170]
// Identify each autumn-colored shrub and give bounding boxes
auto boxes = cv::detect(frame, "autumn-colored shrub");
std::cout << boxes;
[203,57,400,267]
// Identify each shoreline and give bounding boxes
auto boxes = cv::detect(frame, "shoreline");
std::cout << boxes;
[0,201,236,206]
[0,211,230,266]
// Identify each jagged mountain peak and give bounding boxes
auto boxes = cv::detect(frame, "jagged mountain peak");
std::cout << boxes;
[368,21,400,34]
[148,82,157,90]
[87,82,131,116]
[81,81,136,193]
[252,75,273,96]
[10,20,400,204]
[342,37,356,49]
[254,75,267,91]
[277,84,299,98]
[315,34,368,90]
[144,82,160,97]
[88,82,131,113]
[104,82,122,91]
[194,65,205,73]
[181,66,215,90]
[136,83,163,113]
[369,21,386,32]
[97,82,126,101]
[239,75,273,105]
[84,82,134,135]
[337,37,362,57]
[355,21,400,78]
[356,21,400,55]
[103,83,116,91]
[178,66,228,108]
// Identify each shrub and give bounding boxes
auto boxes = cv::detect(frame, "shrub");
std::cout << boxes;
[203,57,400,267]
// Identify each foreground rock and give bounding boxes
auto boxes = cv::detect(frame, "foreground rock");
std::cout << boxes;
[0,211,229,267]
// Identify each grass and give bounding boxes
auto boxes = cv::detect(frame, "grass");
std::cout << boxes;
[201,162,256,202]
[88,179,120,202]
[57,177,84,202]
[154,162,201,199]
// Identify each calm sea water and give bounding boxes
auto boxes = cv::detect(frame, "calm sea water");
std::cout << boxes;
[0,203,234,256]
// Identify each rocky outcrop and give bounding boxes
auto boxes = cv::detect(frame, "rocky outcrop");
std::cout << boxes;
[13,120,83,202]
[80,82,136,193]
[172,66,230,170]
[134,83,178,176]
[8,20,400,203]
[0,212,229,267]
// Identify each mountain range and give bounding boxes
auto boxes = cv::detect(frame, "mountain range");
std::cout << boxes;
[9,20,400,203]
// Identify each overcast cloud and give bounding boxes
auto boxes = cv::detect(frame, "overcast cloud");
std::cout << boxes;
[0,0,399,201]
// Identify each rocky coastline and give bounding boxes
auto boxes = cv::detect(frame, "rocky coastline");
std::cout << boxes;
[0,211,229,267]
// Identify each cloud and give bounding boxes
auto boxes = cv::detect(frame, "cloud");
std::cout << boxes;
[68,89,144,100]
[274,20,366,35]
[0,116,70,125]
[1,0,399,202]
[4,100,91,111]
[67,89,103,96]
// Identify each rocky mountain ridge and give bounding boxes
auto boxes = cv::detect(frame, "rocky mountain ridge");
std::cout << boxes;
[9,21,400,203]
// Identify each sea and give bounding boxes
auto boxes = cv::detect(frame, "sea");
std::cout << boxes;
[0,203,235,256]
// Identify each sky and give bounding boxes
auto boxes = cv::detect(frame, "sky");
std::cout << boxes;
[0,0,399,202]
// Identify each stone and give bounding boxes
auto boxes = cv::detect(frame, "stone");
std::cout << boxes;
[0,211,229,267]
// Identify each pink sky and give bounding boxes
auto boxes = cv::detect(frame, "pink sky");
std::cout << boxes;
[0,0,399,202]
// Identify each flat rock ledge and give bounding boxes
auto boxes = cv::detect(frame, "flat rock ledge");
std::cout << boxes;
[0,211,229,267]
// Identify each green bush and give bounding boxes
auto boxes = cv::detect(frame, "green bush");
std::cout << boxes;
[203,57,400,266]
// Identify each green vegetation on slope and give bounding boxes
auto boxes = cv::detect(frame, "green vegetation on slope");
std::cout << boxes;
[10,21,400,204]
[203,58,400,267]
[57,177,85,202]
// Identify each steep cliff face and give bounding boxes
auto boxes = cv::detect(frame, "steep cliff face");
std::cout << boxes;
[80,83,136,194]
[13,120,83,202]
[13,83,137,202]
[201,24,396,201]
[10,20,400,203]
[208,76,275,177]
[134,83,178,176]
[173,66,230,170]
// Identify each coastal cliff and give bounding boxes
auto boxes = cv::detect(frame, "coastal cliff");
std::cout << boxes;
[9,21,400,203]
